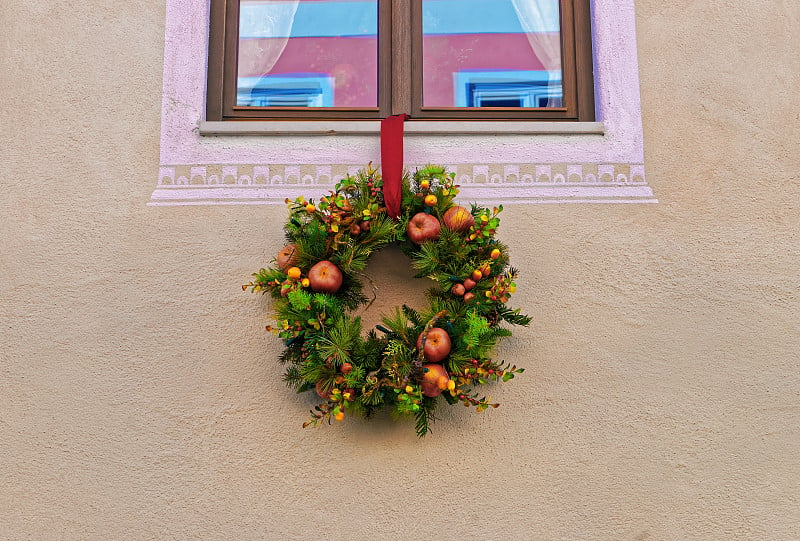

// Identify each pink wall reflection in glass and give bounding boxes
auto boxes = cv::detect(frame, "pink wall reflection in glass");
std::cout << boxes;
[422,0,563,108]
[237,0,378,107]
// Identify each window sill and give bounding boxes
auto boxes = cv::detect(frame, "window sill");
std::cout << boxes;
[197,120,605,136]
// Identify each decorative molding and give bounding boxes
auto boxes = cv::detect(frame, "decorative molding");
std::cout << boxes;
[148,163,656,206]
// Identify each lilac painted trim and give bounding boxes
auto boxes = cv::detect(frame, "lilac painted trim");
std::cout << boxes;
[150,162,656,206]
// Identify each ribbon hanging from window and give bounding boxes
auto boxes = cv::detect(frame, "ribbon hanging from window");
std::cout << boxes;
[380,114,409,220]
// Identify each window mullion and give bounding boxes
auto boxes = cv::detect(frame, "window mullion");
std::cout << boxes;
[574,0,595,121]
[391,0,412,115]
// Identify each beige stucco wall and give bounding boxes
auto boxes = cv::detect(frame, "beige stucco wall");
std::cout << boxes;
[2,1,799,539]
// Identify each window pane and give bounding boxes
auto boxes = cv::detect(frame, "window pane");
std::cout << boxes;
[422,0,563,108]
[237,0,378,107]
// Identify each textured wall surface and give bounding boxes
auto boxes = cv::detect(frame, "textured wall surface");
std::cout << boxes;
[1,1,799,539]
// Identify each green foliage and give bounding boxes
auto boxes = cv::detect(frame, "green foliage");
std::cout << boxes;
[414,397,437,438]
[317,316,362,366]
[495,305,533,326]
[245,166,531,437]
[401,305,423,328]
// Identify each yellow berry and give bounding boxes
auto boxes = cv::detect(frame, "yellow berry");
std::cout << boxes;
[405,385,414,394]
[301,278,310,288]
[286,267,302,280]
[420,180,430,190]
[490,248,501,259]
[447,380,456,391]
[305,203,316,213]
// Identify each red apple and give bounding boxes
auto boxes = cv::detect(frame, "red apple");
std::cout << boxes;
[308,260,343,294]
[462,278,476,291]
[442,205,475,233]
[451,283,466,296]
[463,292,475,302]
[276,244,299,271]
[407,213,441,245]
[420,363,449,397]
[416,327,452,363]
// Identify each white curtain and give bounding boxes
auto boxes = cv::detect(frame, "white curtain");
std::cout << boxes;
[238,0,300,77]
[510,0,562,105]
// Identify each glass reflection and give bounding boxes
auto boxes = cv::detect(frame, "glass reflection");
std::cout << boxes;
[237,0,378,107]
[422,0,563,108]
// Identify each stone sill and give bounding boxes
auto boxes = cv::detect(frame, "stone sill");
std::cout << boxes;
[198,120,605,136]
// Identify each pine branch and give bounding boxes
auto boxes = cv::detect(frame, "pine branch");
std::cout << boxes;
[379,307,412,339]
[401,305,423,327]
[495,305,533,327]
[282,365,304,390]
[414,397,437,438]
[316,316,362,366]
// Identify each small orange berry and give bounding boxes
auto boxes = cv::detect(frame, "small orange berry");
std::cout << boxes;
[334,411,345,422]
[424,194,437,206]
[286,267,302,280]
[490,248,501,259]
[305,203,316,213]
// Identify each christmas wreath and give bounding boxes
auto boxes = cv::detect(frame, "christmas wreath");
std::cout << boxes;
[245,165,531,436]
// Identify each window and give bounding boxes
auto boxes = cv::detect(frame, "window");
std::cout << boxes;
[206,0,594,121]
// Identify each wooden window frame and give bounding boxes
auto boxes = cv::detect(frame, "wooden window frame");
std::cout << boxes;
[206,0,594,122]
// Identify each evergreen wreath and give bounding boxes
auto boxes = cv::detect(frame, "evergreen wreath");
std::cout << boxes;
[245,165,531,437]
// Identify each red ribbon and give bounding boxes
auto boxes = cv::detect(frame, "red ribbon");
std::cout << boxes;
[380,114,409,219]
